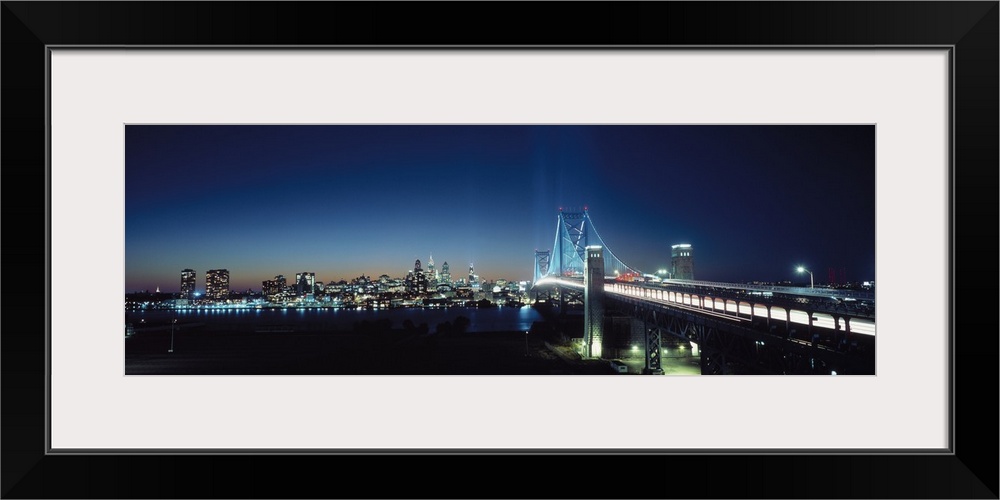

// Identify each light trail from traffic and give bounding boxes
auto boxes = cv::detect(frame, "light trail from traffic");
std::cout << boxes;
[605,282,875,337]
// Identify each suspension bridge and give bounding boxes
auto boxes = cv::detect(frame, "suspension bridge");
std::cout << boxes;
[531,209,876,375]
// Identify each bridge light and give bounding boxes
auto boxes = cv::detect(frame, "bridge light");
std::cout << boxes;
[796,266,814,288]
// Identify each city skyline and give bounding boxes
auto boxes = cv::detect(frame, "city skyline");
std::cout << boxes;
[126,125,876,292]
[129,254,513,295]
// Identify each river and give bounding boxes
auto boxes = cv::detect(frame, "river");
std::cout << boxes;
[126,306,544,333]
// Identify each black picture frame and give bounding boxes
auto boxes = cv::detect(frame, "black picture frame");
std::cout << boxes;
[3,2,996,498]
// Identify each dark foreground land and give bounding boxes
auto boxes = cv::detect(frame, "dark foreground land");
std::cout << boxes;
[125,328,615,375]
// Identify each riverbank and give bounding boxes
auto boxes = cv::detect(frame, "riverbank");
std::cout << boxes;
[125,328,602,375]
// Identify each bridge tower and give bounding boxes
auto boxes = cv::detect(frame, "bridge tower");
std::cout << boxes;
[534,250,550,282]
[584,245,605,358]
[533,250,551,302]
[670,244,694,280]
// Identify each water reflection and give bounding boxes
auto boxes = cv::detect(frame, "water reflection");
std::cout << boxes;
[130,306,543,333]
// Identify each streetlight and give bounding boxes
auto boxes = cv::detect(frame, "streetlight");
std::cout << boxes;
[168,318,177,353]
[796,266,814,288]
[524,331,529,357]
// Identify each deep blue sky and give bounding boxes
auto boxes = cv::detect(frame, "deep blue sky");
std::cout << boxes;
[125,125,875,293]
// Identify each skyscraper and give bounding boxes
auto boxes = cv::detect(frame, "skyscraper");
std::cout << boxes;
[469,263,480,291]
[262,278,282,299]
[296,272,316,295]
[412,259,427,294]
[205,269,230,300]
[441,261,451,284]
[180,269,196,300]
[670,244,694,280]
[427,254,438,287]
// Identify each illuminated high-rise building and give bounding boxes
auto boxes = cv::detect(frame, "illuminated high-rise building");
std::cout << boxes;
[274,275,287,292]
[441,261,451,284]
[670,244,694,280]
[205,269,230,300]
[427,254,439,288]
[411,259,427,294]
[469,263,480,291]
[296,272,316,295]
[262,278,282,299]
[180,269,196,300]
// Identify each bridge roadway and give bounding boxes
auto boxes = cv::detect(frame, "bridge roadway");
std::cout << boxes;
[611,281,875,337]
[658,278,875,301]
[533,276,875,337]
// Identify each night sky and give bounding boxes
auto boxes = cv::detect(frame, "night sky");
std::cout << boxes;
[125,125,875,293]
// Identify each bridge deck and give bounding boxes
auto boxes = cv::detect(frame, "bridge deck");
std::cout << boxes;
[533,277,875,336]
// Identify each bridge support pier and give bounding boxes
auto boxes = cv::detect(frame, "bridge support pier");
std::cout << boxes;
[808,312,817,347]
[642,322,664,375]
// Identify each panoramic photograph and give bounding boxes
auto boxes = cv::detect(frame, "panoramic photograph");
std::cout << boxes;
[124,125,876,375]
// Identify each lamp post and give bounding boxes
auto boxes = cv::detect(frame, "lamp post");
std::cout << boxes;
[524,331,529,357]
[168,318,177,353]
[796,266,814,288]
